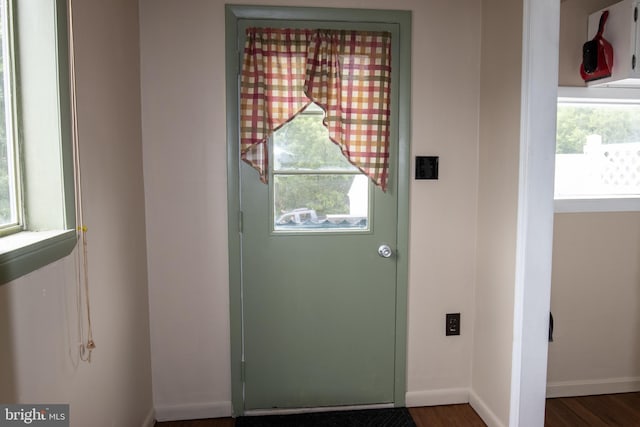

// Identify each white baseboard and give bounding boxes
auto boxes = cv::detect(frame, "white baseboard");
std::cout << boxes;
[142,407,155,427]
[154,401,233,422]
[405,388,469,407]
[546,377,640,398]
[469,390,505,427]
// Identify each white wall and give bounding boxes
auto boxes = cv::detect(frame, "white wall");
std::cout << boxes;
[472,0,523,426]
[0,0,154,426]
[548,213,640,396]
[404,0,480,406]
[139,0,232,419]
[547,0,640,398]
[139,0,482,419]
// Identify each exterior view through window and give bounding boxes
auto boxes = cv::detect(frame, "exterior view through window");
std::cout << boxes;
[0,0,17,231]
[273,103,369,231]
[555,100,640,199]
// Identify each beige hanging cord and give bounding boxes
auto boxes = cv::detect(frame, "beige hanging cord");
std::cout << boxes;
[68,0,96,363]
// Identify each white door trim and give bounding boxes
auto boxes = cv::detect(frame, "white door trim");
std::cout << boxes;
[510,0,559,426]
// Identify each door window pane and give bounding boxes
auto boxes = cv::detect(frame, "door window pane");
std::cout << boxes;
[274,104,358,172]
[274,174,369,231]
[272,103,370,232]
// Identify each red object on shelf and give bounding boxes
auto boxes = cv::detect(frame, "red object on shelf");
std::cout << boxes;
[580,10,614,82]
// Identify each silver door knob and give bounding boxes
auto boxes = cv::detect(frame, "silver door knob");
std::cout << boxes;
[378,244,393,258]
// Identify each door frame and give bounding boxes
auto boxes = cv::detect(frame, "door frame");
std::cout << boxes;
[225,5,412,416]
[509,0,559,426]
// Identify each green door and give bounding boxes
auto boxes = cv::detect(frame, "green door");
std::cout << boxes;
[235,15,406,412]
[241,121,397,411]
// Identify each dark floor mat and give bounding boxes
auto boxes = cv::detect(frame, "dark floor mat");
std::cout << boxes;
[235,407,416,427]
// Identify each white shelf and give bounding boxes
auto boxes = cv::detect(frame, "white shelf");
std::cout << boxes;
[586,0,640,87]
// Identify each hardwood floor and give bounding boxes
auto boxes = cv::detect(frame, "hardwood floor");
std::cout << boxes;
[409,404,486,426]
[545,392,640,426]
[156,393,640,426]
[155,418,234,427]
[155,404,485,426]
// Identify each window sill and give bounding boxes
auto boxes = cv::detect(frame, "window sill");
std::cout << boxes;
[0,229,77,284]
[554,197,640,213]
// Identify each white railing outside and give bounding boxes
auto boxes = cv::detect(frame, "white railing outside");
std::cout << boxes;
[555,135,640,197]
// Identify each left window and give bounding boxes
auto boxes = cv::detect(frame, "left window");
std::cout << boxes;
[0,0,76,284]
[0,0,19,235]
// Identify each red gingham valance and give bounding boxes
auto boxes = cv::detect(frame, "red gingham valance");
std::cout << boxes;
[240,28,392,191]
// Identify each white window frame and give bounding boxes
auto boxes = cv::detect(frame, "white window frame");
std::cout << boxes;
[0,0,76,284]
[555,86,640,213]
[0,0,20,235]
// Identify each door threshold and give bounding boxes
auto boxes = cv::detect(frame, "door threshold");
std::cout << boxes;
[244,403,394,416]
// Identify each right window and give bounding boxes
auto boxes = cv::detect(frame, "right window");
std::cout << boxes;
[555,88,640,210]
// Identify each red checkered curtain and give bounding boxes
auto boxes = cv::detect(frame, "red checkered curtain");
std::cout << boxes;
[240,28,392,191]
